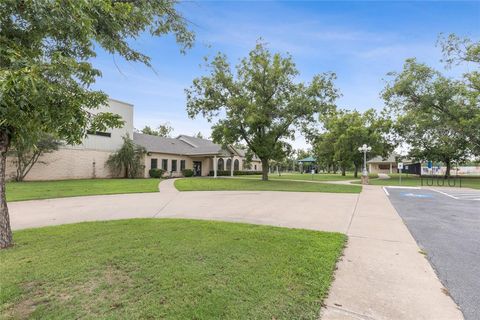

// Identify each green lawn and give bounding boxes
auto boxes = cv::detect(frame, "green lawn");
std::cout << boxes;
[242,172,377,181]
[0,219,346,319]
[175,177,362,193]
[6,178,160,202]
[355,174,480,189]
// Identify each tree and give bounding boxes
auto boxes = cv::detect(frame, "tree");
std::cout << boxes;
[141,122,174,137]
[383,59,472,176]
[106,135,146,178]
[438,34,480,155]
[0,1,193,248]
[186,42,339,180]
[314,109,393,177]
[194,131,204,139]
[9,134,62,182]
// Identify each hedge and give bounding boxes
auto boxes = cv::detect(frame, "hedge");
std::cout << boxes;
[208,170,263,176]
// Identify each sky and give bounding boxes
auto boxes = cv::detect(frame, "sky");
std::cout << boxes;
[91,1,480,149]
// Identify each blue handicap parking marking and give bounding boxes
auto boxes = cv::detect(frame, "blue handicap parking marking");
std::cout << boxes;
[400,192,434,199]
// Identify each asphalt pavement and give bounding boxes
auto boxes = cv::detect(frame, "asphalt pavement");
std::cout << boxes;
[386,187,480,320]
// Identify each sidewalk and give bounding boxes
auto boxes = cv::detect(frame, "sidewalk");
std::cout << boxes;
[320,185,463,320]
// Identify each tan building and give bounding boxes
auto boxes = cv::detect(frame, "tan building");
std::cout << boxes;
[6,98,261,181]
[367,154,398,174]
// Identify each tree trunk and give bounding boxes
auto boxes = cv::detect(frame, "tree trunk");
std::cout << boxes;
[261,159,269,181]
[445,159,451,178]
[341,167,346,176]
[354,165,359,178]
[0,129,13,249]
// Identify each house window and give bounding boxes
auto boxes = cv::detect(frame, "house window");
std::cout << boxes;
[87,130,111,137]
[254,164,257,170]
[234,159,239,171]
[379,164,391,170]
[162,159,168,171]
[226,158,232,171]
[151,158,158,169]
[172,160,177,172]
[180,160,186,171]
[217,158,224,171]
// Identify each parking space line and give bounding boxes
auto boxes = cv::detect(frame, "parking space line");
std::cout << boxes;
[428,189,459,199]
[382,187,389,196]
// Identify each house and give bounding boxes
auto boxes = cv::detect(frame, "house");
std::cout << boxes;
[6,98,261,181]
[134,133,262,177]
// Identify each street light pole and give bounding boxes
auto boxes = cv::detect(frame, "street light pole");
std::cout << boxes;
[358,144,372,185]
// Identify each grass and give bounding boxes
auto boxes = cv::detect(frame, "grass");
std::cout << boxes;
[175,177,362,193]
[354,173,480,189]
[0,219,346,320]
[243,172,378,181]
[6,178,161,202]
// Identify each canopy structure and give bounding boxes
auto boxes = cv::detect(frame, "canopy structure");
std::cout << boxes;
[298,156,316,163]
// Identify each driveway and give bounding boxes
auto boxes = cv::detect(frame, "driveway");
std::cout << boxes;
[386,187,480,320]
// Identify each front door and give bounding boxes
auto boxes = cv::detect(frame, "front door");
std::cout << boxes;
[193,161,202,176]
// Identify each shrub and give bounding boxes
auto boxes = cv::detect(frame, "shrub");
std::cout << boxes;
[182,169,194,177]
[208,170,263,176]
[149,168,164,178]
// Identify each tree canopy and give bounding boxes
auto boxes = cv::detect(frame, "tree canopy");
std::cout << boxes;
[0,0,194,248]
[140,123,174,137]
[186,42,339,180]
[314,109,393,176]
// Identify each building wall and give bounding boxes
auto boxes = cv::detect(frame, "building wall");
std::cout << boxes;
[6,99,132,181]
[6,148,114,181]
[368,163,394,174]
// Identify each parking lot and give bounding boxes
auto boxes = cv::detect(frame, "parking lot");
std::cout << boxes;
[386,187,480,320]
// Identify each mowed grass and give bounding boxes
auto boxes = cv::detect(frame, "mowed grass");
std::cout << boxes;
[357,174,480,189]
[175,177,362,193]
[6,178,160,202]
[0,219,346,320]
[244,172,377,181]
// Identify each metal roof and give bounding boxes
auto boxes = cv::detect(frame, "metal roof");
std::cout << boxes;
[298,156,316,163]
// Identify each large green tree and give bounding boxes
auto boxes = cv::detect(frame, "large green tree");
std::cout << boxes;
[315,109,392,177]
[106,135,146,178]
[383,58,473,176]
[140,122,174,137]
[0,1,193,248]
[186,43,339,180]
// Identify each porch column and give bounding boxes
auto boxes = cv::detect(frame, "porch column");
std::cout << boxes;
[230,156,234,177]
[213,156,217,178]
[390,163,392,174]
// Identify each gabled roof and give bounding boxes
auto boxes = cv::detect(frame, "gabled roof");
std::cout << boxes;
[367,154,397,164]
[133,133,231,156]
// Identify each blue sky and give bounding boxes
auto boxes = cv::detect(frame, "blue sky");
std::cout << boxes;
[92,1,480,149]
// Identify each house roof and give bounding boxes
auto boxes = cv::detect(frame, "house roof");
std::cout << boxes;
[367,154,397,164]
[133,133,232,156]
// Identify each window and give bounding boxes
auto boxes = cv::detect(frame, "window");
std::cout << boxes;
[172,159,177,172]
[180,160,186,171]
[254,164,257,170]
[217,158,224,171]
[379,164,391,170]
[234,159,240,171]
[226,158,232,171]
[87,130,111,137]
[151,158,158,169]
[162,159,168,170]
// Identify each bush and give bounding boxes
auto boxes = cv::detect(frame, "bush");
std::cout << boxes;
[182,169,194,177]
[208,170,263,176]
[149,168,164,178]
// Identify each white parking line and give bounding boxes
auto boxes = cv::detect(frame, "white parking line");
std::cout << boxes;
[429,189,459,199]
[383,186,390,196]
[428,188,480,201]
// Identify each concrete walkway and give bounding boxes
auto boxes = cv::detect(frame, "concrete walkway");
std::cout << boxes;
[8,179,462,319]
[320,185,463,320]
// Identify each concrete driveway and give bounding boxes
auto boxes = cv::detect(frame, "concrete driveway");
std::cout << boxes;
[9,179,358,233]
